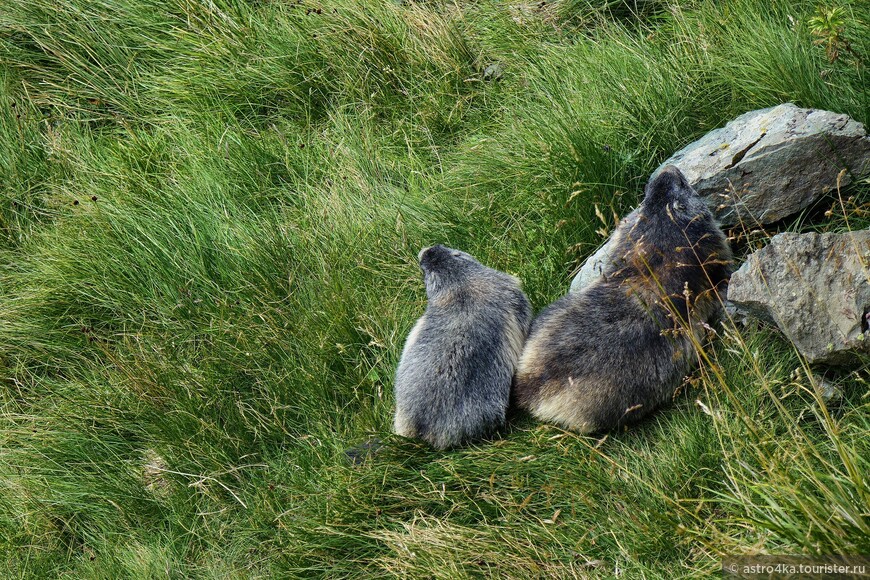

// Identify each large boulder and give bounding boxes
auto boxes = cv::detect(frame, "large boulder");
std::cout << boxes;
[727,230,870,365]
[571,105,870,294]
[655,103,870,226]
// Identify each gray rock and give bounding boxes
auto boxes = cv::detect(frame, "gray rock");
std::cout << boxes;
[569,241,611,294]
[813,373,842,403]
[655,103,870,226]
[569,208,638,294]
[727,230,870,365]
[482,62,504,82]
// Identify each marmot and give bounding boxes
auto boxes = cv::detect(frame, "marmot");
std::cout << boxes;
[512,166,732,433]
[394,245,533,449]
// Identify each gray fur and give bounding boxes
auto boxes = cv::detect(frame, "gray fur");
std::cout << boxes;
[394,245,533,449]
[513,166,732,433]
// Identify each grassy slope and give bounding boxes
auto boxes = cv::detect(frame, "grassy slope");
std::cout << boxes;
[0,0,868,577]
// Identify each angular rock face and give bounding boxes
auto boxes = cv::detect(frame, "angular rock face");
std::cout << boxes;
[569,208,638,294]
[727,230,870,365]
[655,103,870,226]
[568,243,609,294]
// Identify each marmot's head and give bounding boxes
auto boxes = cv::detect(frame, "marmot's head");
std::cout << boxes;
[418,245,484,298]
[641,165,710,227]
[634,165,723,252]
[627,165,732,294]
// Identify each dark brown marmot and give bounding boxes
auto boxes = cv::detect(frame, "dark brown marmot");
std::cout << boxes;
[513,166,732,432]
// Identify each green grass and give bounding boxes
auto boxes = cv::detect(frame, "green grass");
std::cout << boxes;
[1,0,868,576]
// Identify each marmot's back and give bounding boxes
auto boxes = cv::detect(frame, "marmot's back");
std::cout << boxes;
[513,166,732,433]
[394,246,532,449]
[514,279,698,432]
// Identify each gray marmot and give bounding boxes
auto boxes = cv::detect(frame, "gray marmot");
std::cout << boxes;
[394,245,533,449]
[512,166,732,433]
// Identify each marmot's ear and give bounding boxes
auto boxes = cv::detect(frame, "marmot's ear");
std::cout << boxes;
[644,165,687,207]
